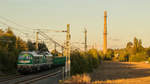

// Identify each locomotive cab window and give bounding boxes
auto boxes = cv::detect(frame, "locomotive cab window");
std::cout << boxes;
[18,53,32,60]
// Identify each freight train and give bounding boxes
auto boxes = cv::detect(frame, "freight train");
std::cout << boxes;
[17,51,66,73]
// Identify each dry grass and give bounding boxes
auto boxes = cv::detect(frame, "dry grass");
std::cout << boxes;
[63,74,91,84]
[63,61,150,84]
[92,77,150,84]
[90,61,150,84]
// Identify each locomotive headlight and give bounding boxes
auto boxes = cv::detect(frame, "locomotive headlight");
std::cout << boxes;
[20,60,30,63]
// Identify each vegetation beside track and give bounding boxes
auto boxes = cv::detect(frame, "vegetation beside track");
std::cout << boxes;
[62,61,150,84]
[0,28,48,74]
[0,28,27,73]
[71,49,101,75]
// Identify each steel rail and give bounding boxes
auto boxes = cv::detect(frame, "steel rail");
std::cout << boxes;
[15,70,61,84]
[0,75,25,83]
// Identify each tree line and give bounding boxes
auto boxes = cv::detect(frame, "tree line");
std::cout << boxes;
[0,28,102,75]
[116,37,150,62]
[2,28,149,75]
[101,37,150,62]
[70,37,150,75]
[0,28,48,73]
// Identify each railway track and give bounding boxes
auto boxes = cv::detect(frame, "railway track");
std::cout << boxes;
[0,67,62,84]
[0,75,25,83]
[15,70,61,84]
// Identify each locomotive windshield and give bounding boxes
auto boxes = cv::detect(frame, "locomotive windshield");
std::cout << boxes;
[18,53,32,60]
[18,53,33,64]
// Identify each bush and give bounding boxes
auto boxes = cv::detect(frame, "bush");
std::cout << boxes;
[101,49,114,60]
[129,52,147,62]
[88,49,101,68]
[118,52,129,62]
[71,49,101,75]
[71,51,89,75]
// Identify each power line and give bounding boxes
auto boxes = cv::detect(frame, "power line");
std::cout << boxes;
[38,30,65,49]
[0,19,35,41]
[33,29,66,33]
[0,16,33,32]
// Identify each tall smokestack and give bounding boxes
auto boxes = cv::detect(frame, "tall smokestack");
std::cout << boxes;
[103,11,107,54]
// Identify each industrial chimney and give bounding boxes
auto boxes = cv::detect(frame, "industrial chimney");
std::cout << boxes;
[103,11,107,54]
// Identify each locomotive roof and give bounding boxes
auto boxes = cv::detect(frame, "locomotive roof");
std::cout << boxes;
[20,51,53,57]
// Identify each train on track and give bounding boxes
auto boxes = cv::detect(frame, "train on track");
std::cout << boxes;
[17,51,66,73]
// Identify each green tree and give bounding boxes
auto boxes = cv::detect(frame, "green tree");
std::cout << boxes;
[38,42,48,52]
[51,49,59,56]
[129,52,147,62]
[105,49,114,60]
[16,37,28,52]
[88,48,100,68]
[71,50,89,75]
[71,48,101,75]
[118,50,129,62]
[126,42,133,49]
[27,40,36,51]
[132,37,144,53]
[0,28,28,73]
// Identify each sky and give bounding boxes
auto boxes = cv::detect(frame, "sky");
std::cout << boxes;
[0,0,150,50]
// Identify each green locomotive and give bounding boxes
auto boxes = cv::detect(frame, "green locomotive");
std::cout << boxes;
[17,51,66,73]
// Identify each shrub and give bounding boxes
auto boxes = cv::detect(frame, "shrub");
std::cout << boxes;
[129,52,147,62]
[118,52,129,62]
[71,49,101,75]
[71,50,89,75]
[102,49,114,60]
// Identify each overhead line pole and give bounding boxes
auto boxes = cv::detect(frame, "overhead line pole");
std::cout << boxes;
[34,26,71,78]
[36,31,39,51]
[65,24,71,78]
[84,28,87,52]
